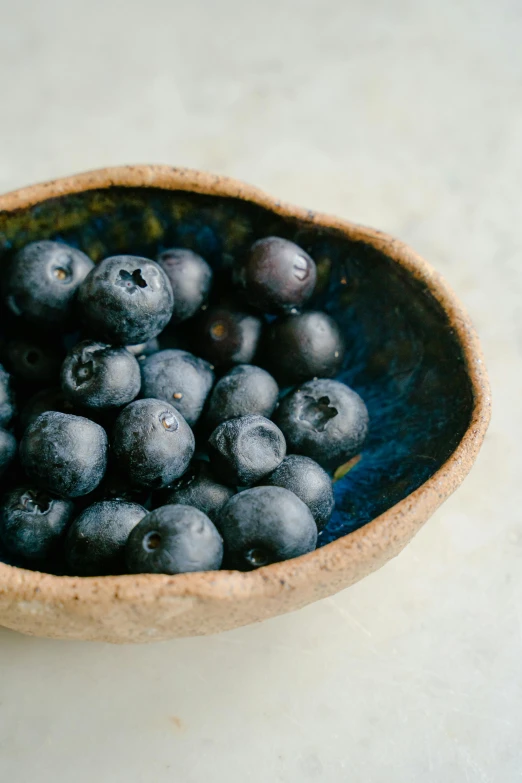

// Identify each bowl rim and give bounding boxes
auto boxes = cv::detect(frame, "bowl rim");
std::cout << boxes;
[0,164,491,606]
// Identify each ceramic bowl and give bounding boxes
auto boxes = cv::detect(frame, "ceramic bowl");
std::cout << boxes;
[0,166,490,643]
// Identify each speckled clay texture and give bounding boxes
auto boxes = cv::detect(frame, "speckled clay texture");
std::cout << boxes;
[0,166,491,643]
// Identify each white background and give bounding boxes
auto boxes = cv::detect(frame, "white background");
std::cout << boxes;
[0,0,520,780]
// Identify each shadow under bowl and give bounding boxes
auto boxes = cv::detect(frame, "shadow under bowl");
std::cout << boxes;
[0,166,490,642]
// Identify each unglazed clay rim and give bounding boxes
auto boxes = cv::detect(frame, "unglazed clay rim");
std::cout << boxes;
[0,165,491,607]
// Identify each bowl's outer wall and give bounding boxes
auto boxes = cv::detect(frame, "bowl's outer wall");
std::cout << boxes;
[0,167,490,643]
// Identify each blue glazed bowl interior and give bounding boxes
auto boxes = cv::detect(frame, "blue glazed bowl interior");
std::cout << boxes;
[0,187,473,547]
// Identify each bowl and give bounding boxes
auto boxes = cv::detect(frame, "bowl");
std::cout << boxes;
[0,166,490,643]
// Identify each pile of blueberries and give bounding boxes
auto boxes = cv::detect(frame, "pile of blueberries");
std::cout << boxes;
[0,235,368,576]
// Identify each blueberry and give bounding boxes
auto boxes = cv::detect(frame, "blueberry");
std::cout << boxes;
[4,241,94,327]
[4,334,64,383]
[20,411,108,497]
[126,338,160,358]
[157,248,213,323]
[154,460,234,522]
[195,306,262,367]
[61,340,141,410]
[0,429,17,478]
[208,414,286,486]
[204,364,279,432]
[0,363,15,428]
[0,486,74,562]
[218,486,317,569]
[263,455,334,530]
[19,387,75,431]
[140,349,214,427]
[112,398,195,489]
[78,255,174,344]
[275,379,368,471]
[233,237,316,314]
[126,504,223,575]
[259,311,345,386]
[65,499,147,576]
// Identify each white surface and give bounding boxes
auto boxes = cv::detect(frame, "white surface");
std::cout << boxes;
[0,0,520,780]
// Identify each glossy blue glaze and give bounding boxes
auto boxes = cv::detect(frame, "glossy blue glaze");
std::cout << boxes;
[0,188,473,545]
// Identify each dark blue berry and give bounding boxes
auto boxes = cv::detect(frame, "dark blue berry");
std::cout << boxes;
[234,236,316,314]
[0,486,74,562]
[208,414,286,486]
[5,241,94,327]
[112,398,195,489]
[275,379,368,471]
[154,460,234,521]
[4,334,64,383]
[126,504,223,575]
[0,429,17,478]
[205,364,279,432]
[78,255,174,344]
[20,411,108,497]
[157,248,213,323]
[140,349,214,427]
[65,499,147,576]
[263,455,334,530]
[195,306,262,367]
[61,340,141,410]
[0,363,15,428]
[218,486,317,569]
[260,311,345,386]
